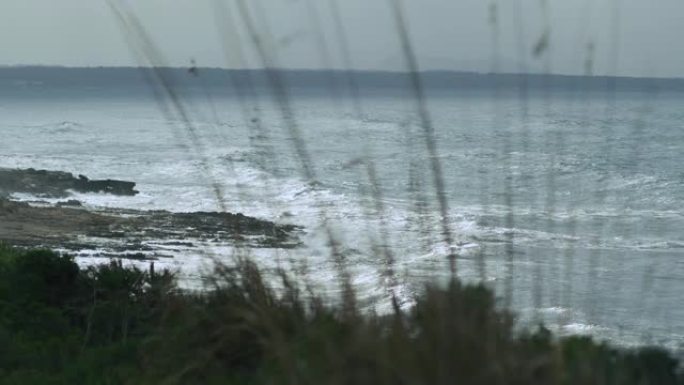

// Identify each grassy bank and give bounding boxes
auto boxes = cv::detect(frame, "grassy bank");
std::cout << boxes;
[0,245,681,384]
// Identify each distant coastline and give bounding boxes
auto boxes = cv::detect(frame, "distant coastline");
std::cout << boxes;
[1,65,683,93]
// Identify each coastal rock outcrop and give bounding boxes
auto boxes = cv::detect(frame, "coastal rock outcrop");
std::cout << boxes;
[0,168,138,198]
[0,168,301,260]
[0,199,301,258]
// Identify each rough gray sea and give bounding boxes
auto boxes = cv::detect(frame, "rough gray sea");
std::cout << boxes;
[2,77,683,352]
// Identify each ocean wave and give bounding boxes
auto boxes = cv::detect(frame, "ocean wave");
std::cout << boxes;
[20,120,86,133]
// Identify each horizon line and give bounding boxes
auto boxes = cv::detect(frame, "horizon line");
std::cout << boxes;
[1,64,683,82]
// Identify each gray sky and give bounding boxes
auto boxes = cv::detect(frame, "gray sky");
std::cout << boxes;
[1,0,683,78]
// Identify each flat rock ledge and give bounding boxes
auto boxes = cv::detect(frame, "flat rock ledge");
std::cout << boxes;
[0,199,302,260]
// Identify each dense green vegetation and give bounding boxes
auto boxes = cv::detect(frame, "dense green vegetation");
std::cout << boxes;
[0,244,681,384]
[0,244,173,384]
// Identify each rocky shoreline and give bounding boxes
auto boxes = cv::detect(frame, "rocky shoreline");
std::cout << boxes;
[0,168,139,198]
[0,168,301,261]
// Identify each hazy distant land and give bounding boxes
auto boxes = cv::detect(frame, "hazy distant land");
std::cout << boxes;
[1,66,683,93]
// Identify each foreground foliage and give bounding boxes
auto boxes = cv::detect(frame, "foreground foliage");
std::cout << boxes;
[0,245,680,384]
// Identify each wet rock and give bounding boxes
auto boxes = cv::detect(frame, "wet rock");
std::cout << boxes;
[56,200,83,207]
[0,168,138,198]
[75,174,137,196]
[0,198,302,256]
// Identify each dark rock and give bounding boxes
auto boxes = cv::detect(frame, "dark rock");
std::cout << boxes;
[73,175,138,196]
[0,198,302,256]
[56,200,83,207]
[0,168,138,198]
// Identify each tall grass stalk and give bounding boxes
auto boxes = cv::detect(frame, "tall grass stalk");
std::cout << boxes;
[387,0,457,276]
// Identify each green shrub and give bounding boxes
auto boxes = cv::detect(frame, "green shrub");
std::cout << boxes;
[0,246,171,384]
[139,260,683,385]
[0,245,681,384]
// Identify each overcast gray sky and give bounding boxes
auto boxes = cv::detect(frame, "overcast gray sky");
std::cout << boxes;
[1,0,682,78]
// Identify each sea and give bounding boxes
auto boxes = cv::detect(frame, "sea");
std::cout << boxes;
[1,68,683,353]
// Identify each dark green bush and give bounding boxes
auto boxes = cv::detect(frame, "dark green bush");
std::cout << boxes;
[0,245,681,384]
[140,261,684,385]
[0,246,172,384]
